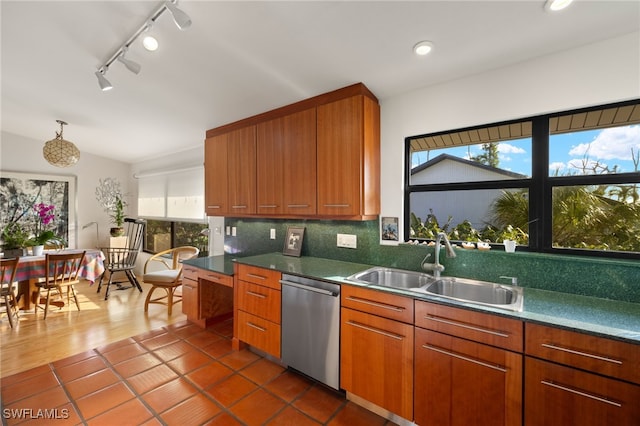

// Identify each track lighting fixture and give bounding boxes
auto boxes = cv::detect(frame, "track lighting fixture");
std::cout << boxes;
[117,48,141,74]
[95,68,113,91]
[95,0,191,91]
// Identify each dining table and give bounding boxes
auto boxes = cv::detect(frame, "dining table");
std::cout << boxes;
[11,248,106,310]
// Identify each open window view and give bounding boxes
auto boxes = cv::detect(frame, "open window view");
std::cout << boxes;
[406,100,640,258]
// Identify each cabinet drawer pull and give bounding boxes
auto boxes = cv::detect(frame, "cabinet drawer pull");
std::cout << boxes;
[345,296,404,312]
[423,344,507,373]
[541,343,623,365]
[323,204,350,208]
[246,322,266,332]
[231,205,247,209]
[346,320,403,340]
[541,380,622,407]
[246,273,266,280]
[246,290,267,299]
[424,315,510,338]
[287,204,310,208]
[207,205,221,209]
[259,204,278,208]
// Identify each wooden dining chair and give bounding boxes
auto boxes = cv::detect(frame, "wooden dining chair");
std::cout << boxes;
[1,257,21,328]
[34,251,86,319]
[143,246,199,315]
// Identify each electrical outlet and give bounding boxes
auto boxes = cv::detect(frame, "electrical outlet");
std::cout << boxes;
[337,233,357,249]
[232,226,237,236]
[270,228,276,239]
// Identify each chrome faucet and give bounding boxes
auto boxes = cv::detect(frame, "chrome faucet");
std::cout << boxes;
[421,232,457,278]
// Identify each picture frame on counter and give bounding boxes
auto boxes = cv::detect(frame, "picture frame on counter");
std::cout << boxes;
[283,226,305,257]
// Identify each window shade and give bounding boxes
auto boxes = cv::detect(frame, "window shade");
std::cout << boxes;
[137,167,204,220]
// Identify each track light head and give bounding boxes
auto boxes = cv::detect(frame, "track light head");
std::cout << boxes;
[117,50,141,74]
[165,1,191,30]
[95,68,113,91]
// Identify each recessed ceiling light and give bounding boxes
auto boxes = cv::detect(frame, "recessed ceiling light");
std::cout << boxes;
[413,41,434,56]
[544,0,574,11]
[143,35,159,51]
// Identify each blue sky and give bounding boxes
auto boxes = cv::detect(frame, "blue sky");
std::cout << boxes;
[413,124,640,177]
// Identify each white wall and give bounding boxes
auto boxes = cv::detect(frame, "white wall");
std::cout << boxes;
[1,131,132,249]
[380,32,640,241]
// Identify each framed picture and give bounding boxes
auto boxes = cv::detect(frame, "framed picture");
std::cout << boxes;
[0,171,77,248]
[283,226,305,257]
[381,216,399,241]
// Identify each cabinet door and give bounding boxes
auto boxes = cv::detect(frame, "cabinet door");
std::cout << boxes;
[525,357,640,426]
[415,328,522,426]
[227,126,257,215]
[182,277,199,319]
[257,108,316,216]
[340,307,413,420]
[204,134,228,215]
[317,95,379,218]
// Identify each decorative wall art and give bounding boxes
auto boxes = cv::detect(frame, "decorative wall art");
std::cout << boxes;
[0,171,77,249]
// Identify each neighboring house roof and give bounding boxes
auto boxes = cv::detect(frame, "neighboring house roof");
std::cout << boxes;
[411,153,528,179]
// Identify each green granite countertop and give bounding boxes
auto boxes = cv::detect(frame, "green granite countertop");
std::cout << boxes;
[188,252,640,344]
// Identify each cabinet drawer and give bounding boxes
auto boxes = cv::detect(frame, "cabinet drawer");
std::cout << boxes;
[237,310,281,358]
[525,357,640,425]
[236,264,281,290]
[341,285,414,323]
[236,280,281,323]
[525,323,640,385]
[183,265,199,282]
[415,300,523,352]
[199,270,233,287]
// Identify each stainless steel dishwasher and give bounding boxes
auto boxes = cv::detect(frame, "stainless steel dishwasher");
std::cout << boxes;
[280,274,341,390]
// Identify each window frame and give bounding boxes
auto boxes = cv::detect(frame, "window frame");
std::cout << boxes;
[405,99,640,260]
[142,218,208,257]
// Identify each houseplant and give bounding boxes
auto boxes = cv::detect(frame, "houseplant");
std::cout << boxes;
[95,178,127,236]
[26,203,64,254]
[1,222,29,258]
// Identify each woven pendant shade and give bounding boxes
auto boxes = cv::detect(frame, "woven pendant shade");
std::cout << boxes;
[43,120,80,167]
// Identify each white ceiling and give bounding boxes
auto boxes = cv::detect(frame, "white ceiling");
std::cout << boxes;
[2,1,639,164]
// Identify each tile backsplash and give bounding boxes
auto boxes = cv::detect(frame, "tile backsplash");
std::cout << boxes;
[224,218,640,304]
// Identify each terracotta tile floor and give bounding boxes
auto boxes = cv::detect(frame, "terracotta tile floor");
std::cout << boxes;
[1,319,397,426]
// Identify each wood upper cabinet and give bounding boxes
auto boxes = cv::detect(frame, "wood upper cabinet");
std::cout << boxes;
[317,94,380,219]
[204,125,256,216]
[256,108,316,216]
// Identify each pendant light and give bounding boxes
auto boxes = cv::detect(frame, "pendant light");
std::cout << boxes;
[43,120,80,167]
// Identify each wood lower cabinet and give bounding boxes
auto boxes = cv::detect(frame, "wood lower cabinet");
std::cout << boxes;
[256,108,316,216]
[182,265,234,329]
[414,300,523,426]
[233,264,281,357]
[317,94,380,219]
[525,323,640,425]
[204,125,256,216]
[340,286,414,420]
[414,327,522,426]
[525,357,640,426]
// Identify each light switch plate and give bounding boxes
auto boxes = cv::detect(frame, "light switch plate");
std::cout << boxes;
[225,226,231,236]
[337,233,357,249]
[270,228,276,239]
[232,226,237,237]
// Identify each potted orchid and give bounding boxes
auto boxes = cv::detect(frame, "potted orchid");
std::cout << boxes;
[26,203,64,255]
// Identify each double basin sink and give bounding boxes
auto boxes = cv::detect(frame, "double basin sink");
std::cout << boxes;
[346,267,523,312]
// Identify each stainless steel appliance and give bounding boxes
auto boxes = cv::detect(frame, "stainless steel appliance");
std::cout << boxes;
[280,274,341,390]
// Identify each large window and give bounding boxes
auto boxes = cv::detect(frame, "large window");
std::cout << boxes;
[137,166,208,255]
[406,100,640,259]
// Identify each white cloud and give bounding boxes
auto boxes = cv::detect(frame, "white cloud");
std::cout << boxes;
[568,125,640,160]
[549,162,566,173]
[499,143,526,154]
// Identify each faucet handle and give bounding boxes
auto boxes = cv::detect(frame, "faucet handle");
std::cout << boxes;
[499,275,518,286]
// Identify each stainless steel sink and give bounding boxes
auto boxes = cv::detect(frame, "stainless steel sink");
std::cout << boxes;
[414,276,523,311]
[346,267,523,311]
[346,267,434,289]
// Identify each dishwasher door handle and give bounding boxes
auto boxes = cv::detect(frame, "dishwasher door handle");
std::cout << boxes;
[280,280,339,297]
